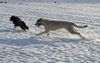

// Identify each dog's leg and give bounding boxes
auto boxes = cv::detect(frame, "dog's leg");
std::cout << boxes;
[36,31,48,36]
[47,31,50,36]
[65,26,81,36]
[66,27,85,38]
[20,26,26,31]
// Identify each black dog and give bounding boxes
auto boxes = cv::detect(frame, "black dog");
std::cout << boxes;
[9,15,29,31]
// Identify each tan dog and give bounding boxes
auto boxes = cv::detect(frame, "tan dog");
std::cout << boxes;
[35,18,87,37]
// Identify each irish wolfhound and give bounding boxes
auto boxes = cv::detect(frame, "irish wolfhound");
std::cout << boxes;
[35,18,87,37]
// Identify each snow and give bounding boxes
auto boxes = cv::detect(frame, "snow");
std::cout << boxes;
[1,0,100,3]
[0,1,100,63]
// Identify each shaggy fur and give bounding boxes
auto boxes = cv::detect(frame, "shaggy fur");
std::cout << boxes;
[9,15,29,31]
[35,18,88,37]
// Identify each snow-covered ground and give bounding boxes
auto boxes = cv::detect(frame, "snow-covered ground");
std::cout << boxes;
[0,1,100,63]
[1,0,100,3]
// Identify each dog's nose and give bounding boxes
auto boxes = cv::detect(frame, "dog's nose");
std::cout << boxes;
[35,23,37,25]
[35,24,37,25]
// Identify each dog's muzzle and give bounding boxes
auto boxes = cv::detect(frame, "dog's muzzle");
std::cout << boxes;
[35,23,41,27]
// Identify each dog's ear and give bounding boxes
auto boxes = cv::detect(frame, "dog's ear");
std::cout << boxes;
[40,18,42,19]
[39,18,43,20]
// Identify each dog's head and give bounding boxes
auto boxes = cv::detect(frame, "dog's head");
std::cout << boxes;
[9,15,21,22]
[35,18,43,27]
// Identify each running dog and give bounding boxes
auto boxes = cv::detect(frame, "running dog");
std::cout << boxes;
[9,15,29,31]
[35,18,87,37]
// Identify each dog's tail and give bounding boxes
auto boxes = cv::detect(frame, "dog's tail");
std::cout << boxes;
[74,24,88,28]
[25,26,29,30]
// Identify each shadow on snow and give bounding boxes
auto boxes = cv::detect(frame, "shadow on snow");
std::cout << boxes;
[0,28,92,46]
[0,37,91,46]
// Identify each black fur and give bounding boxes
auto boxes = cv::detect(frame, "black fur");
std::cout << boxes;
[9,15,29,31]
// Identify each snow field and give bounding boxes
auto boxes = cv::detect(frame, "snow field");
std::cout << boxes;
[0,2,100,63]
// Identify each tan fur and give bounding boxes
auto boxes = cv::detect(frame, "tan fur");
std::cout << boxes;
[35,18,87,37]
